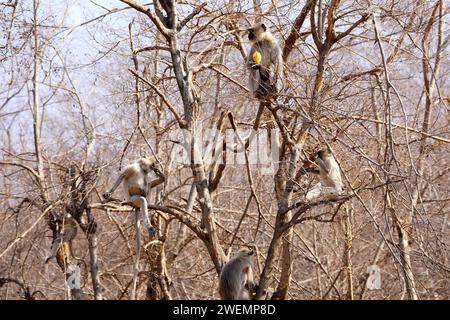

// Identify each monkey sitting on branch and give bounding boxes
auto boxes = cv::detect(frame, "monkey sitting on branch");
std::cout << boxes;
[45,214,78,264]
[103,158,165,237]
[246,23,284,99]
[219,248,260,300]
[305,149,344,200]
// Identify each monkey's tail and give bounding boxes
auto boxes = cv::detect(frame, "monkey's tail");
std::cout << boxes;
[131,209,141,300]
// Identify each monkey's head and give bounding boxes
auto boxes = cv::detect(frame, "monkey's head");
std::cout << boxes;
[248,23,270,43]
[237,247,254,257]
[316,149,331,160]
[138,158,155,173]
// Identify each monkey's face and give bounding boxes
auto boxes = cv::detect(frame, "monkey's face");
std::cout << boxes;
[248,28,256,41]
[138,158,154,173]
[248,23,267,42]
[238,248,254,257]
[317,149,331,160]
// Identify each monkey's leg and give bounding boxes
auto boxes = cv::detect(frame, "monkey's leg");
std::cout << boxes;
[139,196,156,237]
[257,73,273,98]
[256,85,269,98]
[239,289,252,300]
[322,186,342,199]
[306,182,322,201]
[249,68,261,97]
[331,185,343,194]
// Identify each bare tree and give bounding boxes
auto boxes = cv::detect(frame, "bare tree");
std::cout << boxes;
[1,0,448,300]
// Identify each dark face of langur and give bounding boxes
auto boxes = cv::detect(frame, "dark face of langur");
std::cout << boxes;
[317,149,329,160]
[248,28,255,41]
[248,24,267,42]
[317,150,324,160]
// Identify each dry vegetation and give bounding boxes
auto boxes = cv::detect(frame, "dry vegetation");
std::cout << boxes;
[0,0,449,300]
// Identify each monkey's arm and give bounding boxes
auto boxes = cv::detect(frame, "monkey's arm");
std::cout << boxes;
[297,157,320,176]
[270,46,284,93]
[45,236,62,263]
[246,47,258,69]
[103,170,129,199]
[316,158,330,174]
[299,167,320,175]
[149,166,166,188]
[244,266,255,290]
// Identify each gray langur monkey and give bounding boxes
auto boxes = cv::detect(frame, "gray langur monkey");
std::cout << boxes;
[219,248,257,300]
[103,158,165,237]
[306,149,343,200]
[246,23,284,99]
[316,149,343,193]
[45,214,78,263]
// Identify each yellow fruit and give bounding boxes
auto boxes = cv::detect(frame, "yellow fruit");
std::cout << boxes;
[253,51,262,65]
